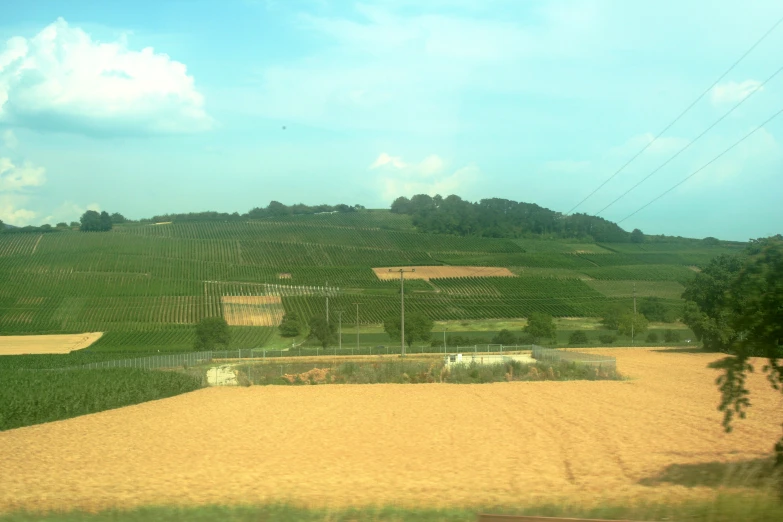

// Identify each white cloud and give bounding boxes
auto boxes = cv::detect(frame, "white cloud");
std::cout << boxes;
[42,201,101,225]
[0,18,213,137]
[369,152,408,169]
[1,129,17,149]
[371,152,480,201]
[711,80,763,105]
[0,156,45,191]
[0,195,36,225]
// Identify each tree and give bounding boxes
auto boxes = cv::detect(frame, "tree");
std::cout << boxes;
[69,221,79,227]
[56,222,68,228]
[601,304,628,330]
[706,237,783,479]
[663,329,680,343]
[390,196,412,214]
[308,315,336,348]
[194,317,231,351]
[630,228,645,243]
[618,312,649,337]
[267,200,290,217]
[110,212,127,224]
[383,312,434,349]
[569,331,589,345]
[681,254,745,353]
[278,312,302,338]
[0,218,4,230]
[491,329,517,345]
[79,210,112,232]
[599,333,616,344]
[639,297,676,322]
[100,211,112,230]
[525,313,556,343]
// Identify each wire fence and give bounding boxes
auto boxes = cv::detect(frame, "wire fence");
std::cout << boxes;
[66,344,615,372]
[531,345,617,369]
[69,344,534,370]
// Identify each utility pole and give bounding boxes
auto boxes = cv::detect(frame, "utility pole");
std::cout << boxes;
[632,282,636,346]
[353,302,361,355]
[336,310,343,353]
[389,268,415,357]
[325,281,329,325]
[443,328,447,355]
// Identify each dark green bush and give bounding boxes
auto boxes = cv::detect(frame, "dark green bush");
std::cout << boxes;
[568,331,589,344]
[664,329,681,343]
[646,332,659,343]
[599,334,616,344]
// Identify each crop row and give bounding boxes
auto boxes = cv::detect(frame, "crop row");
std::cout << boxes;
[584,280,686,299]
[112,220,524,253]
[430,276,605,299]
[0,233,40,257]
[579,265,697,282]
[281,293,621,323]
[87,326,275,353]
[0,368,202,431]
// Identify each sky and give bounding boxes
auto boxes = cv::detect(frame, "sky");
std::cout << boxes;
[0,0,781,241]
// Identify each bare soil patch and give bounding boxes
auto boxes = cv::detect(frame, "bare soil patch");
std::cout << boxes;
[0,332,103,355]
[221,295,284,326]
[372,266,516,280]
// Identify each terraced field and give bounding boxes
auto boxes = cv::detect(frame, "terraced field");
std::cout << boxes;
[0,212,745,353]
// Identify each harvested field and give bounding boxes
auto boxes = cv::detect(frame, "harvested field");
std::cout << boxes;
[220,295,284,326]
[1,348,781,514]
[0,332,103,355]
[372,265,516,280]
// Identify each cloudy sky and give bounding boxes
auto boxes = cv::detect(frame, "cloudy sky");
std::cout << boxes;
[0,0,781,240]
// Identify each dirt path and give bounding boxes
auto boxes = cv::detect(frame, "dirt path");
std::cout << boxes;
[0,332,103,355]
[0,348,780,513]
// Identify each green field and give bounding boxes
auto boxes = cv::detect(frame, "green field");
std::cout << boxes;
[2,494,782,522]
[0,368,202,431]
[0,212,743,354]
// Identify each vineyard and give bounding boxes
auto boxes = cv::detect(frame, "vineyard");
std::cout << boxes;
[0,212,745,352]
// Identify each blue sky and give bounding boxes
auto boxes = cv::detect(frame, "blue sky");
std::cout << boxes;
[0,0,781,241]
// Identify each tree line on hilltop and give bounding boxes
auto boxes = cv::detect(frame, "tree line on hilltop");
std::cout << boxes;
[0,201,364,234]
[390,194,642,242]
[1,197,742,246]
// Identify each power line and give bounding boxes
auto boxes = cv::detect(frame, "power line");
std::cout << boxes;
[618,106,783,224]
[595,63,783,216]
[564,12,783,216]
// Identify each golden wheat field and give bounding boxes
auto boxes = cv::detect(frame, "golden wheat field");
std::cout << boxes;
[1,348,781,514]
[372,265,516,280]
[0,332,103,355]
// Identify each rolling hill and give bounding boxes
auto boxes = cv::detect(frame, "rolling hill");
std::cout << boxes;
[0,210,744,353]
